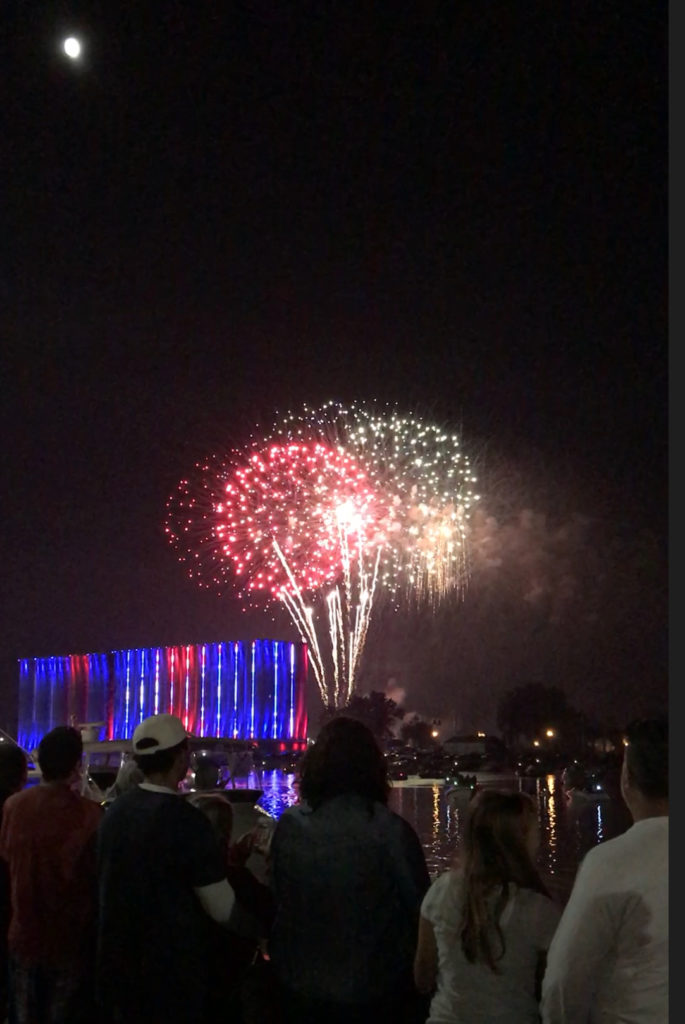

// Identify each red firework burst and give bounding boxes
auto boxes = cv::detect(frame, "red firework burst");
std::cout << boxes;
[166,440,385,600]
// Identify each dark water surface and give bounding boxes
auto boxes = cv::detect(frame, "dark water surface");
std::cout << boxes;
[251,769,633,907]
[387,774,632,906]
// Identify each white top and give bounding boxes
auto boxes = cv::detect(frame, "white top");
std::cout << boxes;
[422,869,561,1023]
[541,816,668,1024]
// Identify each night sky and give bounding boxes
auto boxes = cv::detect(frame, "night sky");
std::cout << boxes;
[2,2,667,736]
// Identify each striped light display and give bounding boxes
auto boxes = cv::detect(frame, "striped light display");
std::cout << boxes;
[17,639,308,752]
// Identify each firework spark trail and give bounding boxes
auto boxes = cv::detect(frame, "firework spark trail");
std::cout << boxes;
[272,539,328,696]
[325,523,383,707]
[326,590,342,706]
[221,439,387,705]
[330,501,385,704]
[274,523,381,707]
[165,402,480,707]
[347,543,382,697]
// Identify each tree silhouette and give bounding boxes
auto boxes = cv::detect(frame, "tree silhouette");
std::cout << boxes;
[319,690,404,742]
[496,682,571,750]
[400,715,435,748]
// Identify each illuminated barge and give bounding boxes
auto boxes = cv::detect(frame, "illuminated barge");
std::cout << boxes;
[18,639,308,753]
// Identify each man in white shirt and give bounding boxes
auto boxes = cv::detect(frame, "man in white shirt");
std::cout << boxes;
[541,717,668,1023]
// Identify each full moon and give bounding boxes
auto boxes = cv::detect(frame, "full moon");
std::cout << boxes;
[63,37,82,60]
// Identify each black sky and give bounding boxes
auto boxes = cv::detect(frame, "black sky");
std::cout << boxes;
[1,2,668,733]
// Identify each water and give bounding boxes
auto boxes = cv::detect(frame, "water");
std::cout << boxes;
[248,769,633,907]
[387,773,632,906]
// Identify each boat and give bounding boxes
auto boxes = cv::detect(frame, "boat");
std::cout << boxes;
[443,772,479,808]
[561,764,611,807]
[2,728,273,812]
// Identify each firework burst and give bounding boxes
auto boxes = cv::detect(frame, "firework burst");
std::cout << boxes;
[272,401,480,603]
[165,402,479,706]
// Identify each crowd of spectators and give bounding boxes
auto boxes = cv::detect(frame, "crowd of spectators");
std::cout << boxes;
[0,711,668,1024]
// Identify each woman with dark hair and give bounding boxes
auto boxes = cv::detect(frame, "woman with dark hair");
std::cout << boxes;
[414,789,560,1023]
[269,716,431,1024]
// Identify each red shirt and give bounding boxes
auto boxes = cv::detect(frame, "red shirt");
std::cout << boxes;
[0,783,102,968]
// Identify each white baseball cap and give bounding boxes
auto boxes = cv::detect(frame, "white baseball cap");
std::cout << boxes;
[132,714,188,754]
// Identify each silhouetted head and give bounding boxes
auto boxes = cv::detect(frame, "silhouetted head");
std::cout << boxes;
[132,714,190,781]
[38,726,83,783]
[621,717,668,815]
[0,743,28,794]
[460,788,549,971]
[188,792,234,846]
[299,716,390,810]
[193,756,221,790]
[463,789,541,884]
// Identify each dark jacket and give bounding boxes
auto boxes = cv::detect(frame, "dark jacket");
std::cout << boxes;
[269,793,430,1005]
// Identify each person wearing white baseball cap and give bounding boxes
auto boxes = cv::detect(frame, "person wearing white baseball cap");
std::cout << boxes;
[130,711,189,755]
[95,714,258,1024]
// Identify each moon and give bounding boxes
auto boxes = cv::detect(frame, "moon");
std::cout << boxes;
[63,37,82,60]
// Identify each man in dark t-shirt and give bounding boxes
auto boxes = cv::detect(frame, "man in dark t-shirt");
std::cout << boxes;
[96,714,242,1024]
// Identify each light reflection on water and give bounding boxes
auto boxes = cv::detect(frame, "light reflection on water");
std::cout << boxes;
[251,770,299,817]
[251,770,632,906]
[542,774,558,884]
